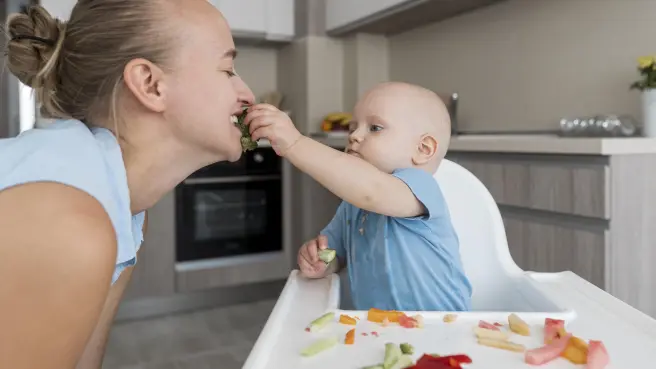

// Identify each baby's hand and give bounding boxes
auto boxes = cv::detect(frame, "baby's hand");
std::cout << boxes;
[245,104,303,156]
[298,235,330,279]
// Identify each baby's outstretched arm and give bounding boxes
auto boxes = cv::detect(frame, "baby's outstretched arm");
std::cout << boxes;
[286,136,426,217]
[245,104,426,218]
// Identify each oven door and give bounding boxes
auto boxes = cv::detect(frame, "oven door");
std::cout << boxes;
[175,174,282,262]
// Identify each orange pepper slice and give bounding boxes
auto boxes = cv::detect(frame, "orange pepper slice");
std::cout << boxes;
[345,328,355,345]
[339,314,357,325]
[367,308,404,323]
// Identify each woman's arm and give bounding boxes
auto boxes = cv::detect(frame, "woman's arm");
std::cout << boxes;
[0,182,117,369]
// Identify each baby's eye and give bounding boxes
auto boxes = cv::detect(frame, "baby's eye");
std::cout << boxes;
[369,125,383,132]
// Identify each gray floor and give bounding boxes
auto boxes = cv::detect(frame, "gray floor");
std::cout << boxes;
[103,299,276,369]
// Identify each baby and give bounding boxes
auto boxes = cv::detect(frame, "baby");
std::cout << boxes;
[245,82,472,312]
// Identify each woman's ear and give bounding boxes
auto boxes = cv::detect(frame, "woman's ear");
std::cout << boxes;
[412,134,438,165]
[123,58,167,113]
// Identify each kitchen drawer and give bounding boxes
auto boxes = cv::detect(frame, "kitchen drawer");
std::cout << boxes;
[450,154,610,219]
[502,211,607,289]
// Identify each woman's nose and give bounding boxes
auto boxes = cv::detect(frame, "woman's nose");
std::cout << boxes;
[234,76,256,105]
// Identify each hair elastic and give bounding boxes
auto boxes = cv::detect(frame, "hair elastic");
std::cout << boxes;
[11,34,55,46]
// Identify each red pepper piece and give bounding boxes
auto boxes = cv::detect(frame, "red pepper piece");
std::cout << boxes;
[416,354,472,368]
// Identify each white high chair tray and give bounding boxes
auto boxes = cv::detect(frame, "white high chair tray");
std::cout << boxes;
[243,270,656,369]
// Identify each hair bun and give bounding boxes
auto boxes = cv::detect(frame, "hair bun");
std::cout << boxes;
[6,5,65,89]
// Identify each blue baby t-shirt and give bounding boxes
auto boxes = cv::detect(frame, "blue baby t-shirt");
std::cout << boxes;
[320,167,472,311]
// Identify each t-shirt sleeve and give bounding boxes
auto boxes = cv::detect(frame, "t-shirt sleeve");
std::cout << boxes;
[319,201,348,260]
[392,167,446,220]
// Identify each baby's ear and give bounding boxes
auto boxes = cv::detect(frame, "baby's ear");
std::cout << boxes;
[413,134,438,165]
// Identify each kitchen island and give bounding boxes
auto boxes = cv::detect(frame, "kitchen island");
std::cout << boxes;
[447,134,656,320]
[306,134,656,319]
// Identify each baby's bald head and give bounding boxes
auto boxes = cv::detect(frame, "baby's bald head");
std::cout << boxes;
[353,82,451,172]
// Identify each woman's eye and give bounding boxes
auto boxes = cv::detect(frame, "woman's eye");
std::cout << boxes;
[370,125,383,132]
[225,70,236,77]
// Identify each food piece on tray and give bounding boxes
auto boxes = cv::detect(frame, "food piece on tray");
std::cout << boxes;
[586,340,609,369]
[524,333,571,365]
[400,343,414,355]
[473,326,510,341]
[508,313,531,336]
[345,328,355,345]
[383,343,403,369]
[443,314,458,323]
[477,337,526,352]
[300,336,339,357]
[307,312,335,332]
[339,314,357,325]
[478,320,500,331]
[361,365,384,369]
[414,354,472,369]
[388,355,413,369]
[318,249,336,264]
[399,314,422,329]
[368,308,404,323]
[559,334,588,364]
[544,318,565,343]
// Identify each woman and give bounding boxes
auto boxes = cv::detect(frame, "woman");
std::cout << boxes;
[0,1,254,367]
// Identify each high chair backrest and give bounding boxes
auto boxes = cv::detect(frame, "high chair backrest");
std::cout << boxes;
[433,159,523,309]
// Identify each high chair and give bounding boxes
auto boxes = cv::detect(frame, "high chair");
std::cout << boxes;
[434,159,529,311]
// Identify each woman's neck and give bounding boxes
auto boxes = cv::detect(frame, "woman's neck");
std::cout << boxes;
[117,125,220,214]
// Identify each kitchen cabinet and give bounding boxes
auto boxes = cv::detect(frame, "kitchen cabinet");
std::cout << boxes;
[41,0,294,41]
[212,0,294,42]
[447,151,656,318]
[502,212,606,289]
[325,0,421,34]
[40,0,75,20]
[325,0,504,36]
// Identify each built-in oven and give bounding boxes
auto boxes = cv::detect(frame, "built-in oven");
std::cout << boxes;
[175,147,282,263]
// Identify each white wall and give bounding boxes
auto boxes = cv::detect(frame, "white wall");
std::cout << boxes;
[389,0,653,132]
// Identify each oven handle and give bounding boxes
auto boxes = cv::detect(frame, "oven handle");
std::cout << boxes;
[182,174,280,185]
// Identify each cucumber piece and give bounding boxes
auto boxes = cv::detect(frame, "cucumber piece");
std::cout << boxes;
[399,343,414,355]
[307,312,335,332]
[383,342,403,369]
[300,336,339,357]
[361,365,384,369]
[318,249,336,264]
[388,355,414,369]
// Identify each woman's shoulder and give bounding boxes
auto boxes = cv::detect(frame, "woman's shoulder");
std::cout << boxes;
[0,119,120,190]
[0,119,143,283]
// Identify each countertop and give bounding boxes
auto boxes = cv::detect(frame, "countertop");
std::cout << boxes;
[309,133,656,155]
[448,134,656,155]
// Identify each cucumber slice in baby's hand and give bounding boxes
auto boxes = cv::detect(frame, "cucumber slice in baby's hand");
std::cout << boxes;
[300,336,339,357]
[318,249,336,264]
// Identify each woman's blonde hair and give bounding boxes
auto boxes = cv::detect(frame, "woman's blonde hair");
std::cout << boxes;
[5,1,174,125]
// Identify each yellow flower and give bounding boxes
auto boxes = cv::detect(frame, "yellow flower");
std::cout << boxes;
[638,56,654,69]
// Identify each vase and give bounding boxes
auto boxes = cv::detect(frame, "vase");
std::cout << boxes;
[641,89,656,137]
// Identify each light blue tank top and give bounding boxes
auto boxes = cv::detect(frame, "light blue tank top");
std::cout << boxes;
[0,119,145,284]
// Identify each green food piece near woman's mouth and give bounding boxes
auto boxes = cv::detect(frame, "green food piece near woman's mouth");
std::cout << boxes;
[235,106,258,152]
